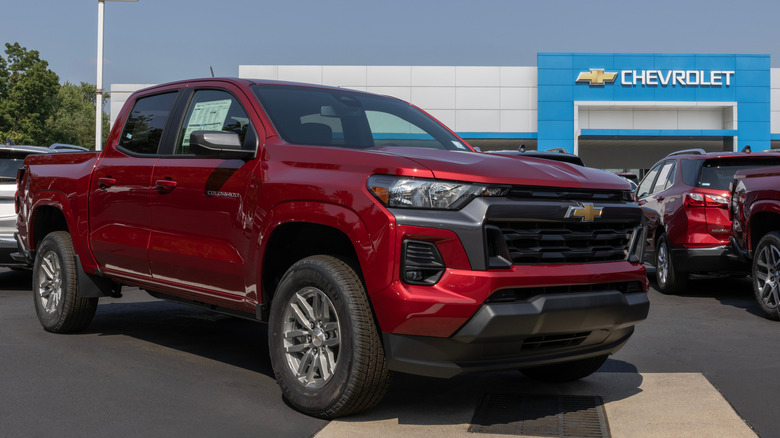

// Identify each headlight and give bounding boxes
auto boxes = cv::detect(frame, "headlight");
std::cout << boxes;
[367,175,508,210]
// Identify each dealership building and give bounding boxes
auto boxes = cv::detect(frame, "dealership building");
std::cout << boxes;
[111,52,780,175]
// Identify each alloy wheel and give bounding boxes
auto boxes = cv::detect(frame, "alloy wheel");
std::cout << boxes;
[36,251,63,314]
[657,242,669,287]
[281,286,341,389]
[755,242,780,310]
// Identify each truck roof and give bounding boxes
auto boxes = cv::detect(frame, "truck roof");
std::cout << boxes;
[131,77,398,98]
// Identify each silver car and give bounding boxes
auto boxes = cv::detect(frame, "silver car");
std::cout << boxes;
[0,145,60,267]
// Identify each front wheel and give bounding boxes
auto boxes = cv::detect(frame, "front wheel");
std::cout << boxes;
[520,355,608,383]
[32,231,98,333]
[752,232,780,320]
[655,233,688,294]
[268,255,391,418]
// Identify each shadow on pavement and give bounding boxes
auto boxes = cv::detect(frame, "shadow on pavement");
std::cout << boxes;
[338,359,643,426]
[84,296,275,378]
[0,268,33,291]
[646,268,762,317]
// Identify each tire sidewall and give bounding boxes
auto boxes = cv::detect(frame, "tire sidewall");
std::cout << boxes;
[655,234,671,290]
[32,232,75,331]
[655,232,686,294]
[268,257,357,415]
[752,232,780,319]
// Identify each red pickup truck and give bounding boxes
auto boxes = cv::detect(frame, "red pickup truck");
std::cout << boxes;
[731,165,780,320]
[14,78,649,417]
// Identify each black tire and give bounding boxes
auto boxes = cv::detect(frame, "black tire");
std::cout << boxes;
[520,354,608,383]
[32,231,98,333]
[752,231,780,321]
[268,255,391,418]
[655,232,688,294]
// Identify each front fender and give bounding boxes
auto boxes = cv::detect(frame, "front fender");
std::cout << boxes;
[259,200,395,296]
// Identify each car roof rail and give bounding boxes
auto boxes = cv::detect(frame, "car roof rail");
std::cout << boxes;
[666,148,707,157]
[546,148,570,154]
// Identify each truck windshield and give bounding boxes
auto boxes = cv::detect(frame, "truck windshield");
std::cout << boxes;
[251,84,470,151]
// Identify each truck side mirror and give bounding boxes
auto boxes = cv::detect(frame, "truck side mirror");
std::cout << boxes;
[190,131,255,160]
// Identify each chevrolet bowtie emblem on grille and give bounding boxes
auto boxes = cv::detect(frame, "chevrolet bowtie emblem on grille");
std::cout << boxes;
[576,68,618,86]
[566,203,604,222]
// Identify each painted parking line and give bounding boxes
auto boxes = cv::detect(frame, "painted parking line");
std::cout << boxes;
[315,372,755,438]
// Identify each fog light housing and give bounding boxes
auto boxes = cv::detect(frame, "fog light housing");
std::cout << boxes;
[401,240,445,285]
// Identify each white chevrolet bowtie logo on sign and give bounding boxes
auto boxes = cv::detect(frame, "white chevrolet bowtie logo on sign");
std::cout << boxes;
[566,203,604,222]
[576,69,618,86]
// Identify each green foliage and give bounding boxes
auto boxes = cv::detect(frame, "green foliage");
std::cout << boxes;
[48,82,110,149]
[0,42,109,150]
[0,43,60,146]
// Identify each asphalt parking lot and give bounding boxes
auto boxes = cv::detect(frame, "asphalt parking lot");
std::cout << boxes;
[1,267,777,437]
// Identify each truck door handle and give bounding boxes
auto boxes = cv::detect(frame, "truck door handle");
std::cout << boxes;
[98,177,116,189]
[155,179,177,192]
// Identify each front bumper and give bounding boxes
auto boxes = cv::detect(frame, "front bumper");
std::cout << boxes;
[383,288,648,378]
[373,262,649,378]
[374,190,648,378]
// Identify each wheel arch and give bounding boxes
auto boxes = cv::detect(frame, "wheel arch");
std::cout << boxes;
[258,201,395,317]
[749,211,780,254]
[25,192,99,273]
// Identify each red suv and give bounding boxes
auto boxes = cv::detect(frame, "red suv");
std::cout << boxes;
[637,148,780,293]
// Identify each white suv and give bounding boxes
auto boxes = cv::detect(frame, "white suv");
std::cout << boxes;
[0,145,57,267]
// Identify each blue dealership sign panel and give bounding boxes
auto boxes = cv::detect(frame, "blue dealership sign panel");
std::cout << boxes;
[537,53,771,152]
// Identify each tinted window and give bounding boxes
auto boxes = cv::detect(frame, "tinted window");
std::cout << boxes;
[0,158,23,180]
[118,92,178,155]
[636,164,662,199]
[176,89,252,154]
[699,157,780,190]
[252,85,469,151]
[0,153,30,179]
[652,161,675,193]
[681,159,701,187]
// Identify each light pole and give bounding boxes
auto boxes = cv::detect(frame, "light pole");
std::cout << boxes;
[96,0,138,151]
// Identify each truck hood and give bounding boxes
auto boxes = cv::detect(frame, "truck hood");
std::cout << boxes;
[373,147,630,191]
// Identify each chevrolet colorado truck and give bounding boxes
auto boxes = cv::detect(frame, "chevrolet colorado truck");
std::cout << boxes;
[15,78,649,418]
[731,164,780,320]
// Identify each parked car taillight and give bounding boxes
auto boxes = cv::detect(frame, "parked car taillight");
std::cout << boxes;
[684,193,730,208]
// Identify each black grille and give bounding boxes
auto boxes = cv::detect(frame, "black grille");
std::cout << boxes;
[485,281,645,303]
[508,187,626,203]
[522,332,591,350]
[489,221,635,264]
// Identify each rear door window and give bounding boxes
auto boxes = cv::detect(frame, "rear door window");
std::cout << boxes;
[652,161,675,193]
[118,92,178,155]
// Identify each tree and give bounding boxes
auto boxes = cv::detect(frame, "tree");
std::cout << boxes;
[0,43,60,145]
[47,82,110,149]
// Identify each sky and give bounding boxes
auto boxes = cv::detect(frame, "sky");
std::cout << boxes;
[2,0,780,87]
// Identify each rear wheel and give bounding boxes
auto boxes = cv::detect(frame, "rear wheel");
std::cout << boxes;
[655,233,688,294]
[32,231,98,333]
[268,255,391,418]
[752,232,780,320]
[520,355,608,383]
